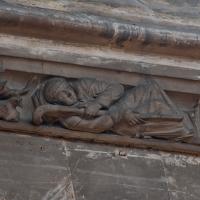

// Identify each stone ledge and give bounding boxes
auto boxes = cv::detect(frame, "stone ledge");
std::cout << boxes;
[1,33,200,94]
[2,56,200,95]
[0,120,199,156]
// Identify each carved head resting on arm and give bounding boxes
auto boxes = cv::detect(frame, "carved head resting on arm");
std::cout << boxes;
[43,78,77,106]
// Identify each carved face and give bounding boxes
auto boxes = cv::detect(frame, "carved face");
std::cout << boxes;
[56,88,77,106]
[44,78,77,106]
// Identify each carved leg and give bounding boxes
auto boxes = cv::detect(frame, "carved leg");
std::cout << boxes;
[60,115,114,133]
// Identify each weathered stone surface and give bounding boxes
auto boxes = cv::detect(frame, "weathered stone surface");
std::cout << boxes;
[1,35,200,83]
[163,154,200,200]
[3,0,200,27]
[1,0,200,59]
[67,147,169,200]
[0,132,199,199]
[0,0,199,199]
[0,132,74,200]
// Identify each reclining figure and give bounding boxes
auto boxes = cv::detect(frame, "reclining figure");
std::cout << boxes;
[32,77,193,141]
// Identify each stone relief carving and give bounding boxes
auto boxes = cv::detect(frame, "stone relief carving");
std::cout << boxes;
[0,80,28,122]
[32,77,194,142]
[194,100,200,137]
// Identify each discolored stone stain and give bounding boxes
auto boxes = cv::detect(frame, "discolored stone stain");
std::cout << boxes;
[159,32,169,47]
[100,21,115,39]
[74,0,137,8]
[115,25,131,47]
[166,0,200,6]
[108,24,133,48]
[42,177,76,200]
[100,22,135,47]
[140,29,153,46]
[106,23,158,48]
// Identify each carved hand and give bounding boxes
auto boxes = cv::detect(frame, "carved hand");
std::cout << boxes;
[85,102,102,118]
[77,101,101,118]
[124,110,145,126]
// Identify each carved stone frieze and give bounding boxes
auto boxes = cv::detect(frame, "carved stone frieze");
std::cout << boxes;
[0,0,199,158]
[0,74,198,154]
[32,77,195,142]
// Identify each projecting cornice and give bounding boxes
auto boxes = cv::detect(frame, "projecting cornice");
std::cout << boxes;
[0,0,200,59]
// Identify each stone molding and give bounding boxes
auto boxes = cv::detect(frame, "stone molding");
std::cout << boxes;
[0,0,200,155]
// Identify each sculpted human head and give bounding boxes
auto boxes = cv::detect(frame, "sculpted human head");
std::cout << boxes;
[44,77,77,106]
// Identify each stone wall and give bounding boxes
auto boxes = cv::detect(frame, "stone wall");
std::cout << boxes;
[0,132,199,200]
